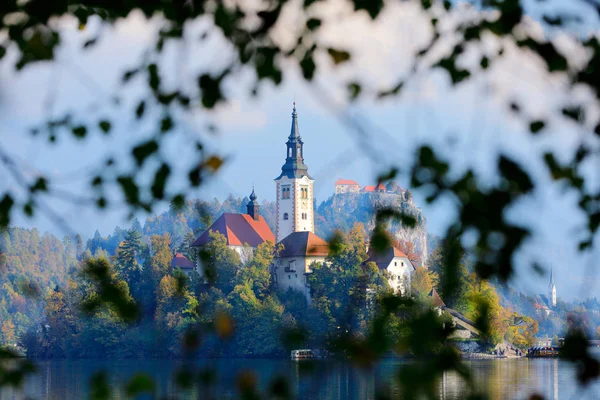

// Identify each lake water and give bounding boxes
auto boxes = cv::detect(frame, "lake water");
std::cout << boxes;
[2,356,600,399]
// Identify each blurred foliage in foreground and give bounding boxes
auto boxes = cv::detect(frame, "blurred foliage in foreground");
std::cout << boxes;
[1,0,600,398]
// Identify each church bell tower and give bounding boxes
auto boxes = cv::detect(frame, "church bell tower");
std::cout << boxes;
[274,103,315,242]
[549,268,557,308]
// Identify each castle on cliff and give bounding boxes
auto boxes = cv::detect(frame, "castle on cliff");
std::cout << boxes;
[191,104,416,301]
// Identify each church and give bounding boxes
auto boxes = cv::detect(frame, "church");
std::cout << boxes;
[192,103,415,300]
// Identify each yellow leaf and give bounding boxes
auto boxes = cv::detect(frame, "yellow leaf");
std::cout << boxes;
[204,156,224,172]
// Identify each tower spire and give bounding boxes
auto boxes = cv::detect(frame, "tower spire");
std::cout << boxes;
[550,267,555,286]
[246,187,260,221]
[290,102,300,140]
[276,102,311,180]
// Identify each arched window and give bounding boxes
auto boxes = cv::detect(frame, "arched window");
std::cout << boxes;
[288,147,292,157]
[301,213,307,220]
[284,213,289,220]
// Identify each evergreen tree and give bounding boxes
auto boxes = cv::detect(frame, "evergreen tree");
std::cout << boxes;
[115,229,144,285]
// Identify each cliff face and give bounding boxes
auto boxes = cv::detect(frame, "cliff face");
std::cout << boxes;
[315,192,428,265]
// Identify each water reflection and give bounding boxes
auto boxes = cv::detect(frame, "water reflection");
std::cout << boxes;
[2,356,600,399]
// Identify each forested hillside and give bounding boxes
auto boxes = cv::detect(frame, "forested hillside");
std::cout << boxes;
[5,193,597,356]
[0,228,77,344]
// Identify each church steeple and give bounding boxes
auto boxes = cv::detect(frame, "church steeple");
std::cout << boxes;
[548,267,557,308]
[276,103,312,180]
[274,102,315,242]
[246,187,260,221]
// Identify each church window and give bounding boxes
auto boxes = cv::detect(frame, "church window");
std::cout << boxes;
[401,261,404,266]
[394,261,397,266]
[301,213,307,220]
[288,147,292,157]
[282,186,290,199]
[283,213,289,220]
[300,186,308,199]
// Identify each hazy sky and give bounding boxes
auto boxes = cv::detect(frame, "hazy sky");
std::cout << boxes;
[1,3,599,300]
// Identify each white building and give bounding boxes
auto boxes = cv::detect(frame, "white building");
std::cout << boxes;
[274,103,315,243]
[273,231,329,301]
[366,247,415,296]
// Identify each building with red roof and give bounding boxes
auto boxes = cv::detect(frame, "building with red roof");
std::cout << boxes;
[334,178,360,194]
[365,246,415,296]
[192,188,275,263]
[274,231,329,301]
[171,252,196,278]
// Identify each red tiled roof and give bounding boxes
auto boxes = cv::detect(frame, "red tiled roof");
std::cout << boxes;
[363,185,376,192]
[335,179,360,186]
[192,213,275,248]
[376,183,386,190]
[367,247,414,271]
[278,232,329,257]
[428,289,446,308]
[172,253,195,269]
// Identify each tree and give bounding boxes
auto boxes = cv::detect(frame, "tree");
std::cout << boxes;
[411,267,437,300]
[235,241,277,300]
[149,234,172,284]
[396,239,421,268]
[0,0,599,394]
[198,232,240,294]
[114,229,144,284]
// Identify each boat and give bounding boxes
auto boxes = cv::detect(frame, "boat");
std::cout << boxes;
[527,346,560,358]
[290,349,329,360]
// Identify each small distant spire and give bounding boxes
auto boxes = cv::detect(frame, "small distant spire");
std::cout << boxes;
[290,102,299,139]
[550,267,555,286]
[247,186,260,221]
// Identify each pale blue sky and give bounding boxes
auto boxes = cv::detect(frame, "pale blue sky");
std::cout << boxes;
[1,6,599,300]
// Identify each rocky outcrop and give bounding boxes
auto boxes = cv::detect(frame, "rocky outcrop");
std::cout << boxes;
[316,192,428,265]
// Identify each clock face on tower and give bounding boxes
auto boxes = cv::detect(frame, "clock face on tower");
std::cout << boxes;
[301,200,308,209]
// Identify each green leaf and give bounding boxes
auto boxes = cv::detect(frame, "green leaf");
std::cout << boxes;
[122,68,139,83]
[132,140,159,166]
[135,101,146,119]
[498,155,533,193]
[98,120,111,134]
[0,194,14,227]
[151,163,171,199]
[529,120,545,134]
[300,53,316,80]
[306,18,321,31]
[327,48,351,64]
[198,74,224,108]
[480,56,489,69]
[30,177,48,192]
[347,82,362,100]
[378,81,403,98]
[117,176,140,206]
[562,106,584,122]
[353,0,384,19]
[125,373,155,397]
[83,37,98,48]
[148,63,160,91]
[72,125,87,138]
[90,371,111,400]
[161,115,174,133]
[23,201,34,217]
